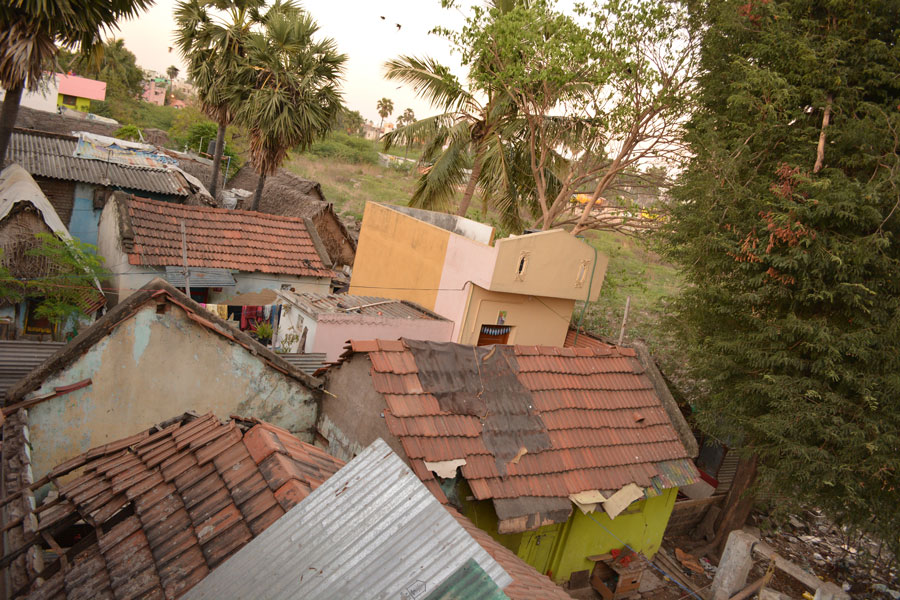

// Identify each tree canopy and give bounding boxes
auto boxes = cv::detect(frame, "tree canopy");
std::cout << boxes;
[664,0,900,552]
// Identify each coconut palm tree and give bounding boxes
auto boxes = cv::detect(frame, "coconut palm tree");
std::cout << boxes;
[376,97,393,129]
[236,4,346,211]
[174,0,268,199]
[0,0,154,164]
[166,65,180,81]
[383,55,520,218]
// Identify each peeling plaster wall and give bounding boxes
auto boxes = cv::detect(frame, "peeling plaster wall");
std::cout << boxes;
[319,356,405,462]
[24,303,318,480]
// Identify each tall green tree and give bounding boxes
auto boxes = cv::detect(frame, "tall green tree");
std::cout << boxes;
[236,3,346,211]
[0,0,153,164]
[376,97,393,128]
[166,65,180,82]
[664,0,900,552]
[175,0,266,199]
[454,0,696,233]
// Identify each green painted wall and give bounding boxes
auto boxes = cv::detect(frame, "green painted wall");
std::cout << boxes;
[459,482,679,584]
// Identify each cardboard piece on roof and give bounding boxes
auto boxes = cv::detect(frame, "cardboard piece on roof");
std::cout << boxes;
[569,490,607,514]
[424,458,467,479]
[602,483,644,520]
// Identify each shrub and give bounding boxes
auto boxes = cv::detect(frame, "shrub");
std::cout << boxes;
[306,133,378,165]
[113,124,143,141]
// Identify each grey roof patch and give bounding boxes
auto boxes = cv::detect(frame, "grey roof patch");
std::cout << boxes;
[8,129,191,197]
[163,266,236,288]
[183,438,513,600]
[280,291,449,321]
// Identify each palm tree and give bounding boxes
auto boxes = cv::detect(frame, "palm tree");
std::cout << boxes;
[398,108,415,157]
[0,0,153,164]
[376,97,393,129]
[166,65,180,81]
[383,55,518,218]
[236,4,346,211]
[174,0,267,199]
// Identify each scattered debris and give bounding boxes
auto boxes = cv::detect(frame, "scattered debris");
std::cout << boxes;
[675,548,705,575]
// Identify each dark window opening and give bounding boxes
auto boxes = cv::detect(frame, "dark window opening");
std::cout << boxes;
[61,94,77,106]
[477,324,511,346]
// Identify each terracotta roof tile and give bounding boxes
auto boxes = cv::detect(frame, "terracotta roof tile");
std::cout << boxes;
[345,339,699,526]
[18,414,345,600]
[124,196,332,277]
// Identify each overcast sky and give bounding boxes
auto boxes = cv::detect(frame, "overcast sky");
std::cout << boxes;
[115,0,474,125]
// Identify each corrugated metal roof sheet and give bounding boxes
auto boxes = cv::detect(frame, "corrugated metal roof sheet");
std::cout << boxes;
[423,559,510,600]
[8,129,191,196]
[183,438,513,600]
[281,290,447,320]
[278,353,327,375]
[164,266,236,288]
[0,340,65,399]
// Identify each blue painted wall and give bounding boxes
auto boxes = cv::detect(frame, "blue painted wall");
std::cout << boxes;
[68,183,102,246]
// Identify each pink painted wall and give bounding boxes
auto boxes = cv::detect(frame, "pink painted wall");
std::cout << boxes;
[311,314,454,362]
[435,233,497,342]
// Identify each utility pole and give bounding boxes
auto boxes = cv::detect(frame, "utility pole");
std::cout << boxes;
[617,296,631,345]
[181,220,191,299]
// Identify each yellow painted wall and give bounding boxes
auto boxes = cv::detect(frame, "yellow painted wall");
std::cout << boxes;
[349,202,449,310]
[458,284,575,346]
[57,94,90,112]
[491,229,608,302]
[460,486,678,583]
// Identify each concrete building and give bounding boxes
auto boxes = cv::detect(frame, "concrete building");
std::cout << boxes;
[275,291,453,360]
[3,279,324,482]
[350,202,609,347]
[319,338,699,586]
[97,193,333,306]
[55,73,107,112]
[142,79,167,106]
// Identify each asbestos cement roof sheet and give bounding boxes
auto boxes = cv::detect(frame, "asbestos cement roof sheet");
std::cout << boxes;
[0,340,65,399]
[183,438,513,600]
[164,266,236,288]
[281,290,448,321]
[8,129,191,196]
[341,339,700,530]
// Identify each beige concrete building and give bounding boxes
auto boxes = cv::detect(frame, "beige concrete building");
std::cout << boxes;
[349,203,608,347]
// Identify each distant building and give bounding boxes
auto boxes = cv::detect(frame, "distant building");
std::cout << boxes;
[142,80,167,106]
[55,73,106,112]
[350,202,608,347]
[362,122,381,140]
[1,73,106,114]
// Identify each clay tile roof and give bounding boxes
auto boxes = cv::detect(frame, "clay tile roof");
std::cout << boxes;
[345,338,700,529]
[122,195,332,277]
[12,413,345,600]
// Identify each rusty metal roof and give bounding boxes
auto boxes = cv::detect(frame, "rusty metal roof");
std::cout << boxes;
[280,291,447,321]
[342,339,700,532]
[8,129,192,197]
[12,413,346,600]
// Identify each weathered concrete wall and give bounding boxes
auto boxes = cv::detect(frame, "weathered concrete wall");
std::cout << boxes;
[458,284,575,347]
[319,356,406,462]
[311,315,454,362]
[25,303,318,480]
[349,202,449,310]
[491,229,608,302]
